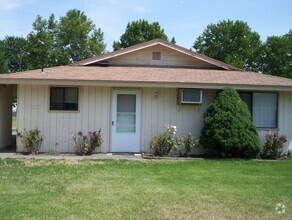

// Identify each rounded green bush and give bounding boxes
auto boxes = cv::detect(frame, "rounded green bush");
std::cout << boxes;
[199,88,261,158]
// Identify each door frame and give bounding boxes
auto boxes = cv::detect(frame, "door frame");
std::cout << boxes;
[111,89,142,153]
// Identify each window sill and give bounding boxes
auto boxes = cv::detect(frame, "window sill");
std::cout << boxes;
[256,128,279,131]
[48,110,80,113]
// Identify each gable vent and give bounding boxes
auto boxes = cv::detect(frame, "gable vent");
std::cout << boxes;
[152,52,161,60]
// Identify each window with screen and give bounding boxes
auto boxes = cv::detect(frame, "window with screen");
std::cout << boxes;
[239,92,277,128]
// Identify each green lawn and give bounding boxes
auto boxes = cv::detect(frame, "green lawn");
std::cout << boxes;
[0,159,291,219]
[12,116,17,132]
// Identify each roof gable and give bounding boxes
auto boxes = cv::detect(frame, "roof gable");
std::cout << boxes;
[74,39,242,71]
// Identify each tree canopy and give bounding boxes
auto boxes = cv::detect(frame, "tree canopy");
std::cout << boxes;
[2,36,30,72]
[260,30,292,78]
[193,20,262,71]
[1,9,106,73]
[113,19,169,50]
[58,9,106,62]
[0,15,291,79]
[27,14,59,70]
[0,40,9,74]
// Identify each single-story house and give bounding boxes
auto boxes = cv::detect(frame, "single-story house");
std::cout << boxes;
[0,39,291,154]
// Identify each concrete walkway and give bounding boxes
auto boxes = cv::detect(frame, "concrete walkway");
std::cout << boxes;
[0,153,144,161]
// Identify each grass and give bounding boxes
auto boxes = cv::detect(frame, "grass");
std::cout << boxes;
[12,116,17,132]
[0,159,291,219]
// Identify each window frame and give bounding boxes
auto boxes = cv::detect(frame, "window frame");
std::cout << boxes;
[239,92,278,129]
[49,86,79,112]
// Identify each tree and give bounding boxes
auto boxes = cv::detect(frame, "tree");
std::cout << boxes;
[260,30,292,78]
[26,9,106,68]
[58,9,106,62]
[2,36,30,72]
[170,37,176,44]
[199,88,261,158]
[0,40,9,74]
[113,19,169,50]
[27,14,60,70]
[193,20,262,71]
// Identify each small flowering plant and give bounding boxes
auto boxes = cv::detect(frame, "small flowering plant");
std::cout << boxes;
[164,125,177,135]
[150,125,198,157]
[72,130,103,155]
[150,125,177,156]
[179,132,199,157]
[261,132,287,159]
[19,128,43,154]
[89,129,103,154]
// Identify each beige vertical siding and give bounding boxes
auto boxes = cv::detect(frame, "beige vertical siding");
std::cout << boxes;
[17,85,111,153]
[0,86,12,148]
[278,91,292,151]
[141,88,216,153]
[109,45,218,69]
[16,85,292,154]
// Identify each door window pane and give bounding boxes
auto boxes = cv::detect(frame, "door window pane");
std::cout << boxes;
[117,113,136,133]
[116,94,136,133]
[117,95,136,112]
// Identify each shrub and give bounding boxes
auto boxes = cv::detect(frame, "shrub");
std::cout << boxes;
[72,131,88,155]
[150,125,177,156]
[72,130,103,155]
[88,130,103,154]
[150,125,198,157]
[199,88,261,158]
[176,133,199,157]
[261,132,287,159]
[19,129,43,154]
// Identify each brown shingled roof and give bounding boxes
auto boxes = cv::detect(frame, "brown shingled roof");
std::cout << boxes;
[1,66,291,91]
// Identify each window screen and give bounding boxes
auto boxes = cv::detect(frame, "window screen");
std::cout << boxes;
[253,93,277,128]
[239,92,277,128]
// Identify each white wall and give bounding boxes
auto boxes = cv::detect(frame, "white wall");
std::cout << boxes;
[0,86,12,148]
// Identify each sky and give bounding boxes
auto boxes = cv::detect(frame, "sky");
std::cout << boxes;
[0,0,291,52]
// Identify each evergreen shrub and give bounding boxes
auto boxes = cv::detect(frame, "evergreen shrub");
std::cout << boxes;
[199,88,261,158]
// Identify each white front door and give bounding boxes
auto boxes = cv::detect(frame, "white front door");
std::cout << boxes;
[111,90,141,152]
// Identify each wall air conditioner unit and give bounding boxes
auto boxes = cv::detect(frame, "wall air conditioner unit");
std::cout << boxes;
[180,89,203,104]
